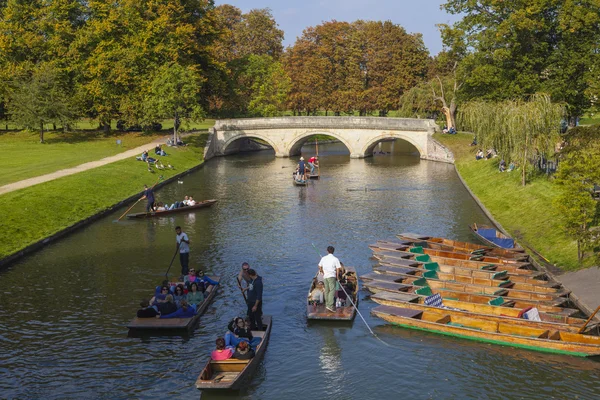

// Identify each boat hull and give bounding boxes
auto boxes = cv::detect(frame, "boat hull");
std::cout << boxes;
[126,199,217,219]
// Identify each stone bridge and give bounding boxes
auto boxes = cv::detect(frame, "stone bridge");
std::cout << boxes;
[203,116,453,163]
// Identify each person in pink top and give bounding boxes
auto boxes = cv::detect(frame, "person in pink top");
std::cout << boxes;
[211,337,234,361]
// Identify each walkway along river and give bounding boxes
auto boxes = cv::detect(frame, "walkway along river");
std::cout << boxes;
[0,142,598,399]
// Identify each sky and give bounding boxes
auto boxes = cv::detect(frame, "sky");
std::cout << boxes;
[214,0,461,55]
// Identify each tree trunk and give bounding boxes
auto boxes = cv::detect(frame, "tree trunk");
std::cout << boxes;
[53,123,57,131]
[522,144,527,187]
[39,122,44,143]
[173,112,178,144]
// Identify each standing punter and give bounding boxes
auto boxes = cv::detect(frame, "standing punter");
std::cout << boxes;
[141,184,155,212]
[318,246,342,313]
[242,268,263,330]
[175,226,190,276]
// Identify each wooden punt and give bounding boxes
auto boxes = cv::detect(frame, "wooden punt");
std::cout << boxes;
[307,267,359,321]
[126,199,217,219]
[362,280,572,311]
[294,172,320,180]
[195,316,272,390]
[377,261,553,286]
[372,249,536,275]
[375,263,559,291]
[376,241,525,265]
[371,305,600,357]
[361,272,568,301]
[126,276,220,330]
[293,177,308,186]
[397,233,526,257]
[370,292,592,333]
[469,223,526,251]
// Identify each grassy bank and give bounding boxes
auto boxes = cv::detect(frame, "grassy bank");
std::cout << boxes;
[0,134,208,260]
[436,133,580,270]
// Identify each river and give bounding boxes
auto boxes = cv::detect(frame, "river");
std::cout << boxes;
[0,141,598,399]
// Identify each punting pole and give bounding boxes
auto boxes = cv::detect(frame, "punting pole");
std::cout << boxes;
[164,241,181,279]
[236,276,248,302]
[578,305,600,334]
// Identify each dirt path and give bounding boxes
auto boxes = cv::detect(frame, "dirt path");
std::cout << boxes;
[0,137,165,196]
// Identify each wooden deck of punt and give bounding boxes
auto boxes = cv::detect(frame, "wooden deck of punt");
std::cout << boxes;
[307,267,358,321]
[397,233,526,257]
[469,223,526,252]
[293,172,320,180]
[362,280,572,311]
[374,265,562,293]
[376,241,526,264]
[370,292,593,333]
[293,178,308,186]
[372,249,536,274]
[361,272,569,301]
[126,199,217,219]
[371,305,600,357]
[376,260,554,286]
[126,276,220,330]
[195,316,272,390]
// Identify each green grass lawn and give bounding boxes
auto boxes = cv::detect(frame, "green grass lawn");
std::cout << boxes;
[578,113,600,126]
[436,133,581,270]
[0,133,208,260]
[0,119,216,186]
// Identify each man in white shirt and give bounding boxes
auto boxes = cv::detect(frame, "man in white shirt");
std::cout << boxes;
[175,226,190,276]
[318,246,342,312]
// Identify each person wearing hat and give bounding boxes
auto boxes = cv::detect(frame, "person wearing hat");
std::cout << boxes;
[296,157,308,181]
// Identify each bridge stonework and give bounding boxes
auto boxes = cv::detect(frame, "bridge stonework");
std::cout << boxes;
[204,117,454,163]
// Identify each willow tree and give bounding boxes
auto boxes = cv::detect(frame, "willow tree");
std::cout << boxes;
[459,94,563,186]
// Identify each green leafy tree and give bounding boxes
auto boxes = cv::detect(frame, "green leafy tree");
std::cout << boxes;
[242,55,290,117]
[9,65,76,142]
[143,63,205,144]
[554,125,600,263]
[459,94,563,186]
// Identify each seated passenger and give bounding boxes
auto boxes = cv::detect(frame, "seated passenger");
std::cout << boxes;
[211,337,234,360]
[233,340,255,360]
[188,196,196,206]
[195,270,219,291]
[150,285,171,305]
[309,280,325,304]
[155,202,167,211]
[186,282,205,309]
[154,280,171,296]
[156,294,177,316]
[173,284,187,307]
[137,299,159,318]
[225,317,261,348]
[181,196,189,207]
[183,268,200,287]
[159,300,196,319]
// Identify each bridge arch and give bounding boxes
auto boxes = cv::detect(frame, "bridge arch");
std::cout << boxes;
[221,132,280,156]
[287,131,353,157]
[361,134,423,158]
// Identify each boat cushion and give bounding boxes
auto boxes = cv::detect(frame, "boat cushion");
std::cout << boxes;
[415,255,431,262]
[480,264,497,271]
[415,286,433,296]
[498,280,512,287]
[424,262,440,272]
[488,297,505,306]
[424,293,444,307]
[410,246,425,254]
[423,270,438,279]
[413,277,428,287]
[491,271,508,280]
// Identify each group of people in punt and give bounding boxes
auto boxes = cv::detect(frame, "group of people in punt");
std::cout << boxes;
[295,156,319,181]
[211,317,262,361]
[139,185,198,213]
[309,246,355,312]
[136,267,219,319]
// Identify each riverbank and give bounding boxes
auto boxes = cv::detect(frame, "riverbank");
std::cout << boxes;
[434,133,580,270]
[0,133,209,265]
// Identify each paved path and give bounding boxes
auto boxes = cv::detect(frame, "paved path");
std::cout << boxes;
[0,137,166,196]
[559,266,600,314]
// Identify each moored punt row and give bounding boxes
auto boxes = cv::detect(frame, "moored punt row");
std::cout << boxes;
[372,249,537,275]
[397,232,526,257]
[361,272,568,302]
[377,260,551,286]
[362,279,573,312]
[374,264,562,293]
[377,242,526,265]
[195,316,272,390]
[370,292,593,333]
[371,305,600,358]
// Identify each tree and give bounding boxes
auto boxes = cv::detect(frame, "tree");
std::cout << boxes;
[554,125,600,263]
[143,63,205,144]
[440,0,600,122]
[459,94,563,186]
[242,55,290,117]
[9,65,76,142]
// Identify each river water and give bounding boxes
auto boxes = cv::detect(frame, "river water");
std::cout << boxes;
[0,141,598,399]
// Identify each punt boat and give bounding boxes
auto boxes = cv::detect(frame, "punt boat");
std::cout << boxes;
[469,223,526,251]
[397,232,526,256]
[307,267,359,321]
[126,199,217,219]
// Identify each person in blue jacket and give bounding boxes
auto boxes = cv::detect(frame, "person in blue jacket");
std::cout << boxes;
[195,270,219,292]
[159,300,196,319]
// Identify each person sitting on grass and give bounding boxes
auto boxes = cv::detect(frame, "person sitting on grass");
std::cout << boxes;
[137,299,159,318]
[475,149,484,160]
[158,300,195,319]
[211,337,234,360]
[499,159,507,172]
[508,162,516,172]
[233,340,255,360]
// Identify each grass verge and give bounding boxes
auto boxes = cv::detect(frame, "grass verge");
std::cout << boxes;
[0,134,208,260]
[436,133,581,271]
